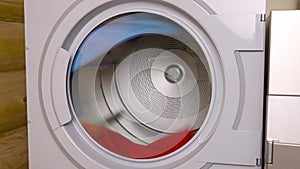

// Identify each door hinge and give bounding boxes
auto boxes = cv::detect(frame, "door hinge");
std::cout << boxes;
[256,158,262,166]
[260,14,266,22]
[266,140,275,164]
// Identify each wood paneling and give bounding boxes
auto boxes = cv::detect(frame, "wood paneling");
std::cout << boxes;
[0,0,27,167]
[0,0,24,23]
[0,71,26,134]
[0,126,28,169]
[0,1,26,135]
[0,21,25,72]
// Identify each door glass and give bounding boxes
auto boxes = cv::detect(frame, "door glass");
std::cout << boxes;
[69,12,212,159]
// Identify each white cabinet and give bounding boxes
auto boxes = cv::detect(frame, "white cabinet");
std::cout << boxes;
[266,10,300,169]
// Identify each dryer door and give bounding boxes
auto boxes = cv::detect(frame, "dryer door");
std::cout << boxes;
[41,1,225,168]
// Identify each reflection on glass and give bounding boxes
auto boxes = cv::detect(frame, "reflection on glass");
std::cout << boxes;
[70,12,212,159]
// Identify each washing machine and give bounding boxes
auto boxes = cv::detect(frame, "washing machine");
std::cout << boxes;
[25,0,266,168]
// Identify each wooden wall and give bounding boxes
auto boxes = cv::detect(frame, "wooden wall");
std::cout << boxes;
[0,0,27,168]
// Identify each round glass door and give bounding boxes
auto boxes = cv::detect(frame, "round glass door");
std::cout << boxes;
[69,12,212,159]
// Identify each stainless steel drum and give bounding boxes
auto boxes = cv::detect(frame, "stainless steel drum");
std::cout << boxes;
[69,12,212,158]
